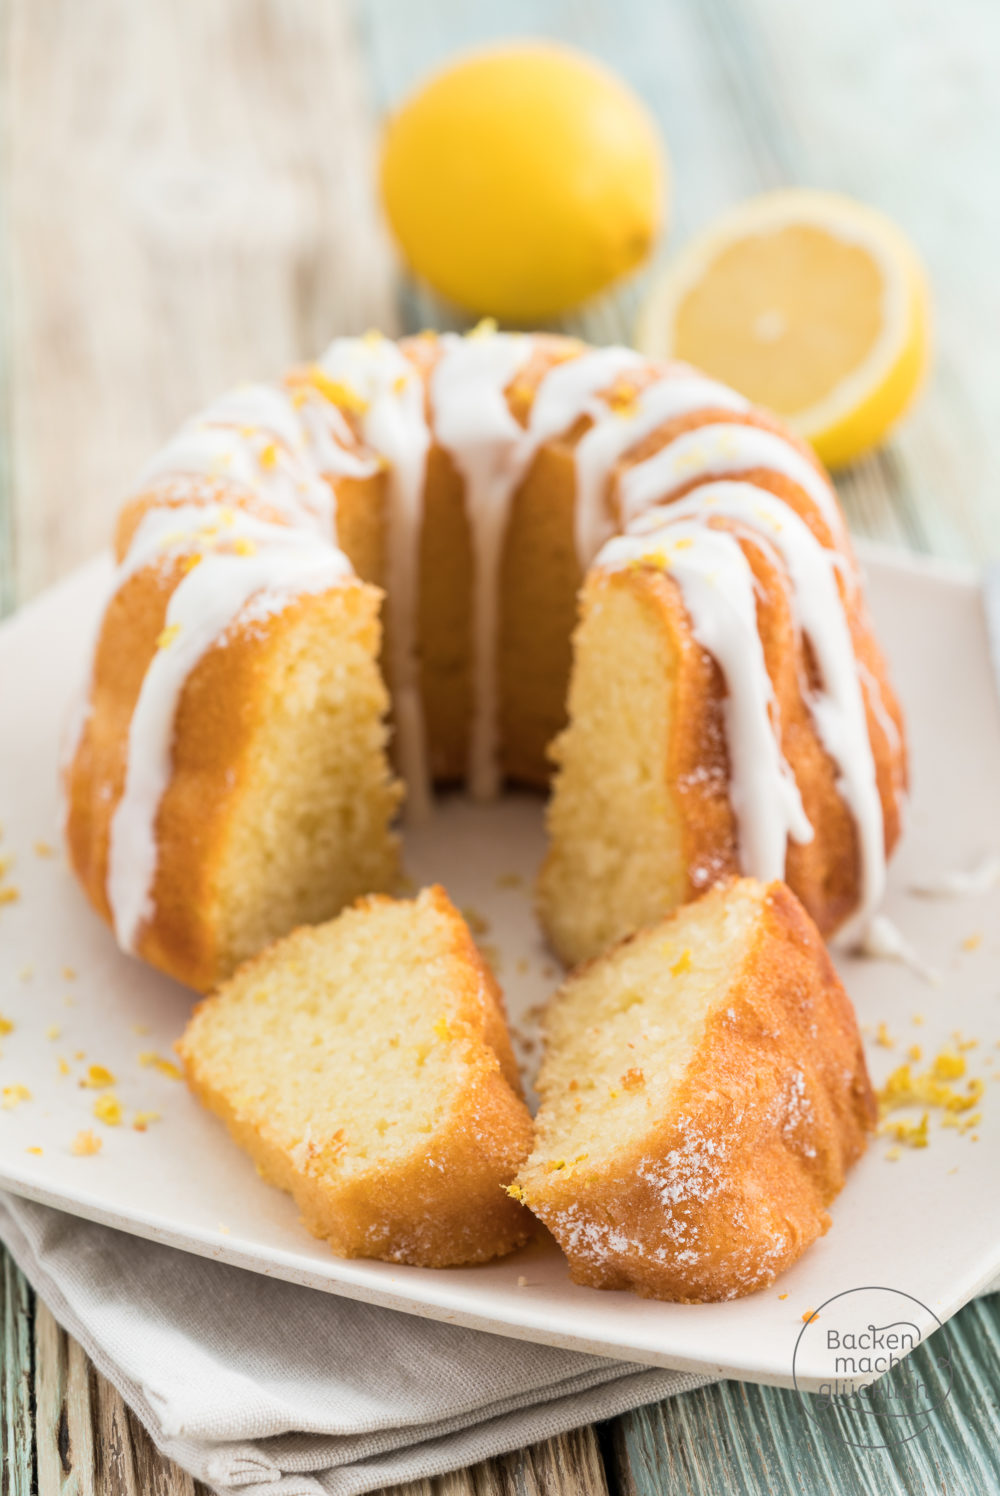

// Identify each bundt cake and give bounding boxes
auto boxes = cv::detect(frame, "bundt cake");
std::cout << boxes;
[177,885,535,1267]
[512,878,877,1302]
[63,326,906,990]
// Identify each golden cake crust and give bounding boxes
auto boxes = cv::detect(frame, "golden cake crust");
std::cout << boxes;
[64,559,400,992]
[537,519,906,965]
[66,329,908,994]
[517,880,877,1302]
[177,886,535,1267]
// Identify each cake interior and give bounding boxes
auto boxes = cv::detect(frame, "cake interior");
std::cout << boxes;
[538,571,691,967]
[208,587,401,979]
[527,880,759,1175]
[187,891,499,1182]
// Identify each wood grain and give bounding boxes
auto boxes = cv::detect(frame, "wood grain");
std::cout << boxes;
[605,1294,1000,1495]
[1,1252,34,1496]
[3,0,397,606]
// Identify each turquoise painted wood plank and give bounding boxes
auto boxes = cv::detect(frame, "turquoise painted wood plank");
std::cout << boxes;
[357,0,995,566]
[1,1250,35,1496]
[605,1292,1000,1496]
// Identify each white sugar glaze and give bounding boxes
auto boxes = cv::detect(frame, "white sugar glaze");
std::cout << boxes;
[597,520,813,879]
[430,331,533,800]
[317,337,433,818]
[106,506,352,951]
[629,482,886,932]
[80,328,893,958]
[620,421,848,549]
[573,371,749,565]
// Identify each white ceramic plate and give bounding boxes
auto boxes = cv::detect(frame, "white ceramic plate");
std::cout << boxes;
[1,545,998,1391]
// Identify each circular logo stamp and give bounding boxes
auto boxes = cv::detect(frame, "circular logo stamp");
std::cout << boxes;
[792,1286,952,1449]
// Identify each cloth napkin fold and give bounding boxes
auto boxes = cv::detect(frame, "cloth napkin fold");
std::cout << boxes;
[0,1194,712,1495]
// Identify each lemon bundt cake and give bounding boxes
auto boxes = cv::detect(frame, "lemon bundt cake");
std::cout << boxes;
[63,328,906,990]
[513,878,877,1302]
[177,886,535,1267]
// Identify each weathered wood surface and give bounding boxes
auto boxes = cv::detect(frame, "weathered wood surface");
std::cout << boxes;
[2,0,396,608]
[3,0,1000,1492]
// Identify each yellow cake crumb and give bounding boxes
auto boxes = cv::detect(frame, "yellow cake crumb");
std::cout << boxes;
[778,1292,789,1301]
[517,1274,529,1287]
[505,1183,527,1203]
[34,841,55,858]
[25,1146,43,1156]
[2,1085,31,1109]
[62,966,77,981]
[132,1111,161,1132]
[932,1050,965,1081]
[802,1309,819,1324]
[45,1024,61,1041]
[912,1013,924,1026]
[906,1044,922,1063]
[962,932,983,952]
[0,1014,13,1037]
[93,1092,123,1126]
[0,885,21,905]
[156,623,181,650]
[71,1130,102,1157]
[885,1146,901,1161]
[875,1021,894,1048]
[57,1057,70,1077]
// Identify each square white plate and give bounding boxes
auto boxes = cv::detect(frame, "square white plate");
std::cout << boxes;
[1,545,998,1390]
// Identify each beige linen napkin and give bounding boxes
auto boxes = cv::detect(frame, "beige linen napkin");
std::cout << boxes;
[0,1194,712,1495]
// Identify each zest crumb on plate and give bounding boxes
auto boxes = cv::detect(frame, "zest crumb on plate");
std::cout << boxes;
[138,1051,183,1080]
[81,1064,115,1088]
[92,1092,123,1126]
[71,1130,102,1156]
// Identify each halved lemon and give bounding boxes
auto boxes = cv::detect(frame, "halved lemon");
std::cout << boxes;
[635,190,930,468]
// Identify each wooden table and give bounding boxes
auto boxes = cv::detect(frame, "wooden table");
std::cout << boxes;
[2,1,999,1491]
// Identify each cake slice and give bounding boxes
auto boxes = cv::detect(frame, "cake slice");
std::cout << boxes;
[178,886,535,1266]
[513,878,876,1302]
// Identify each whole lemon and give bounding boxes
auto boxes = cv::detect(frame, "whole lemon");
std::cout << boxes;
[379,42,666,322]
